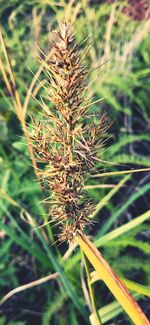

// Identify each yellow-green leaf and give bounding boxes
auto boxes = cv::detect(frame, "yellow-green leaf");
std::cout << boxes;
[76,233,149,325]
[91,271,150,297]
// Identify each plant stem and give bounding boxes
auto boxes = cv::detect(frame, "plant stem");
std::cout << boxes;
[0,28,42,190]
[81,250,102,325]
[76,233,150,325]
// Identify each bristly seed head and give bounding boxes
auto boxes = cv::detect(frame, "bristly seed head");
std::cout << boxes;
[31,22,109,244]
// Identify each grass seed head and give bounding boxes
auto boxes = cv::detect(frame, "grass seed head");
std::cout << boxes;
[31,22,109,243]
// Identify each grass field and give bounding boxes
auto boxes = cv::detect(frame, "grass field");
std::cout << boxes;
[0,1,150,324]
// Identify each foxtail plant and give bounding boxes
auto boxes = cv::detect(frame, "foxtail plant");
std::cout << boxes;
[31,23,149,325]
[31,22,108,243]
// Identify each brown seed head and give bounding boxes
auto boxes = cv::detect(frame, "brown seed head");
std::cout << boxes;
[31,22,109,243]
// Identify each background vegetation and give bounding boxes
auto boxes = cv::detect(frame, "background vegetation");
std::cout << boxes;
[0,1,150,324]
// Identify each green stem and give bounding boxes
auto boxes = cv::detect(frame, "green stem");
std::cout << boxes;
[81,250,102,325]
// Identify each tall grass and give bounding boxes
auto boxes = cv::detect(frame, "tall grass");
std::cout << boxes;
[0,1,150,324]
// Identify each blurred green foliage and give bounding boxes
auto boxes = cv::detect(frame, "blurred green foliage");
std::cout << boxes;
[0,1,150,324]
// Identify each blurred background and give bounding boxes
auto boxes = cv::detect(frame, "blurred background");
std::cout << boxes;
[0,1,150,324]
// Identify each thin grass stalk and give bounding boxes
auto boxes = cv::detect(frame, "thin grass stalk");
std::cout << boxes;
[0,272,58,306]
[92,167,150,178]
[23,48,53,116]
[82,250,102,325]
[0,28,42,190]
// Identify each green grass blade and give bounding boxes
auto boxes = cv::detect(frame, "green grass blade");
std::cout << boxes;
[89,175,130,219]
[122,279,150,298]
[65,210,150,272]
[0,221,50,267]
[97,182,150,237]
[106,134,150,158]
[109,154,150,167]
[91,272,150,297]
[34,228,89,321]
[95,210,150,247]
[98,294,140,323]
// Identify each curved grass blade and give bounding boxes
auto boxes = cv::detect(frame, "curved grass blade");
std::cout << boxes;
[95,210,150,247]
[64,210,150,272]
[98,293,140,324]
[98,182,150,237]
[0,196,88,320]
[35,228,88,322]
[76,233,149,325]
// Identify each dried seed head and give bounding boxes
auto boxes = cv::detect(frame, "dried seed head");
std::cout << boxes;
[31,22,109,244]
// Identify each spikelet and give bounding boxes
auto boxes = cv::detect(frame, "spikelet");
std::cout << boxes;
[31,22,109,243]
